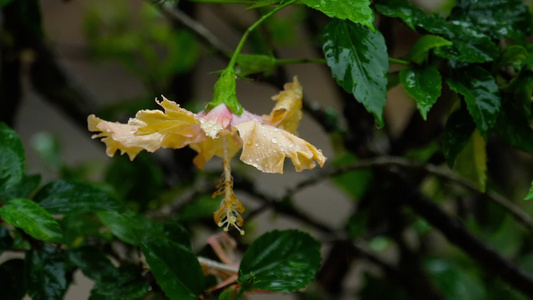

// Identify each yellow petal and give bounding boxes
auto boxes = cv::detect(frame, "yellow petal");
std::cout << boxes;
[263,76,303,134]
[88,115,163,160]
[135,96,205,149]
[236,121,326,174]
[189,132,242,169]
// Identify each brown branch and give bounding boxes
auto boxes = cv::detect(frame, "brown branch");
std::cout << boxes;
[402,178,533,297]
[233,175,335,234]
[154,1,232,59]
[286,156,533,234]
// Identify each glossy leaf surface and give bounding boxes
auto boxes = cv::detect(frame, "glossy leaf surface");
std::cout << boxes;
[35,180,122,214]
[139,233,204,299]
[442,108,476,168]
[400,65,441,120]
[375,0,498,63]
[0,198,63,243]
[323,19,388,126]
[406,35,452,64]
[300,0,374,30]
[69,246,149,300]
[449,0,533,40]
[26,246,68,300]
[239,230,321,292]
[0,123,25,194]
[447,66,500,139]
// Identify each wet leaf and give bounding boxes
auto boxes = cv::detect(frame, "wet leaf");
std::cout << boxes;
[400,65,441,120]
[26,246,68,300]
[449,0,533,40]
[35,180,122,214]
[447,66,500,139]
[323,20,388,126]
[0,198,63,243]
[300,0,374,30]
[239,230,321,292]
[442,108,476,168]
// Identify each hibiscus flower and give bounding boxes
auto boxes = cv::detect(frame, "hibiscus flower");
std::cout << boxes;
[88,77,326,234]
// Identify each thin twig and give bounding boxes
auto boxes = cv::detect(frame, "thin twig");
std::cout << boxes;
[155,1,232,58]
[286,156,533,234]
[234,176,335,234]
[402,178,533,297]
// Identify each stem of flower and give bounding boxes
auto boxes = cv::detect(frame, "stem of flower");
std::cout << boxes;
[226,0,297,70]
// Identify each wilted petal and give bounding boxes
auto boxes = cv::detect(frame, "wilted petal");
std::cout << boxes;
[189,132,242,169]
[88,115,163,160]
[263,76,303,134]
[198,103,233,138]
[135,96,205,148]
[236,121,326,174]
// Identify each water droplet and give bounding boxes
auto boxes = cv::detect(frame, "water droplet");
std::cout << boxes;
[255,143,259,147]
[288,143,294,148]
[280,147,284,152]
[272,137,278,144]
[274,128,279,132]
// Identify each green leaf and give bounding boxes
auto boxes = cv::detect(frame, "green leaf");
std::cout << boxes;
[375,0,499,63]
[0,259,25,300]
[0,198,63,243]
[139,233,205,299]
[454,130,487,192]
[239,230,321,292]
[400,65,441,120]
[68,246,118,282]
[449,0,533,40]
[442,108,476,168]
[236,54,276,77]
[34,180,122,214]
[525,181,533,201]
[405,35,452,64]
[434,35,499,63]
[68,246,149,300]
[447,66,501,139]
[26,246,68,300]
[0,174,41,200]
[0,123,25,195]
[494,45,529,71]
[323,20,388,126]
[97,210,140,245]
[90,265,149,300]
[374,0,417,30]
[208,69,243,115]
[97,210,165,245]
[299,0,374,30]
[62,213,104,248]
